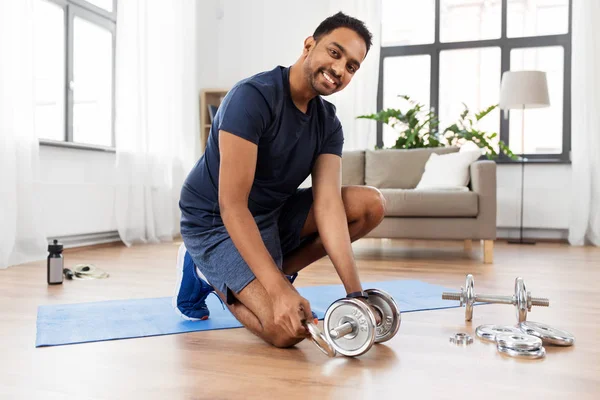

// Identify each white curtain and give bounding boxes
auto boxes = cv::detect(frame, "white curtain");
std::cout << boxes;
[114,0,198,246]
[0,0,48,269]
[569,0,600,246]
[326,0,382,151]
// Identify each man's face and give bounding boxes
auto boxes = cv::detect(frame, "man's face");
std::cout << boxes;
[302,27,367,96]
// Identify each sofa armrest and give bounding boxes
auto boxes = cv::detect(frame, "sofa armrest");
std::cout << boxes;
[470,160,497,239]
[470,160,496,196]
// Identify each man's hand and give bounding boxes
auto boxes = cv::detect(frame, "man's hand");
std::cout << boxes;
[272,287,314,338]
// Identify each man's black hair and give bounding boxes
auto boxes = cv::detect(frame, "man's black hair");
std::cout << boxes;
[312,11,373,54]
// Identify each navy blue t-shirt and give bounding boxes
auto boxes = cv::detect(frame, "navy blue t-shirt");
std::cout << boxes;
[180,65,344,232]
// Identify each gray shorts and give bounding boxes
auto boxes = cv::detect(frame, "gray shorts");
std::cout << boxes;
[181,188,314,304]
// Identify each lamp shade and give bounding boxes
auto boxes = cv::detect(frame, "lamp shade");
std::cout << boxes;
[499,70,550,110]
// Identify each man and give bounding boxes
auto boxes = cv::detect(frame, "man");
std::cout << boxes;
[175,12,386,348]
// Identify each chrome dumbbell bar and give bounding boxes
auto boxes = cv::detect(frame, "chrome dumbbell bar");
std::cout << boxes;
[442,274,549,322]
[329,321,355,339]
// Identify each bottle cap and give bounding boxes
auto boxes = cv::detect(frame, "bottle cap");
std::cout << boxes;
[48,239,63,254]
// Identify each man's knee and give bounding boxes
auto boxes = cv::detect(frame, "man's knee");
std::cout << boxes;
[364,186,386,222]
[271,334,304,349]
[263,324,304,348]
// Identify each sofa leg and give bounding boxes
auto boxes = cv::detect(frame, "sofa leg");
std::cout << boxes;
[483,240,494,264]
[464,240,473,252]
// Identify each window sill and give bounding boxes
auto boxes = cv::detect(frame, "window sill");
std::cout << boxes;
[492,157,571,165]
[39,139,116,153]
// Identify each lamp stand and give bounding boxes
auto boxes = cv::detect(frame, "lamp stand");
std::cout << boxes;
[508,105,536,245]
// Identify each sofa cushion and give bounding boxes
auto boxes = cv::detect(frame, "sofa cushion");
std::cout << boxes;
[380,188,479,217]
[365,147,459,189]
[416,150,483,190]
[341,150,365,186]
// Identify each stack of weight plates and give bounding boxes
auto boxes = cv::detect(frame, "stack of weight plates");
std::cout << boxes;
[475,322,575,360]
[495,332,546,359]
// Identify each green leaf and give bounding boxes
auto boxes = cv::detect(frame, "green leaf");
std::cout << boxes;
[475,104,497,121]
[443,124,460,134]
[460,105,469,121]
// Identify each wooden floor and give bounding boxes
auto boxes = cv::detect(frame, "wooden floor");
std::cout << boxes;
[1,238,599,399]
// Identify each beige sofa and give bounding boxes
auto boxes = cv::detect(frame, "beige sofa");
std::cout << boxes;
[341,147,496,263]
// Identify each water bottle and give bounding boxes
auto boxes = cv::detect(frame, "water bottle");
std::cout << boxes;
[47,239,64,284]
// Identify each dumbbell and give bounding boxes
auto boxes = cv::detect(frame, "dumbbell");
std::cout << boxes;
[306,288,401,357]
[441,274,550,322]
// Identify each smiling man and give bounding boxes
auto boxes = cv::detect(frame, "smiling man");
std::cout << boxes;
[175,12,386,348]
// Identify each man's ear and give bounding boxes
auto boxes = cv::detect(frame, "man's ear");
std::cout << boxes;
[303,36,316,54]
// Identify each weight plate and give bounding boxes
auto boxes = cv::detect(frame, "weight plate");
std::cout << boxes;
[465,274,475,321]
[497,344,546,359]
[365,289,401,343]
[514,277,528,323]
[495,333,543,351]
[305,322,336,357]
[324,299,376,357]
[449,333,473,345]
[475,325,522,342]
[518,321,575,346]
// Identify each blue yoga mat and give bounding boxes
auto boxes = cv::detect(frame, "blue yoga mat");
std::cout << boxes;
[35,280,478,347]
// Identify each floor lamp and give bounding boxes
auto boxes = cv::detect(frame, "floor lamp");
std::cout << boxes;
[499,71,550,245]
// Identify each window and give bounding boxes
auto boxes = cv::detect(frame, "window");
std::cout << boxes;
[509,46,564,154]
[440,0,502,43]
[439,47,501,142]
[379,0,572,162]
[381,0,435,46]
[507,0,569,38]
[33,0,65,142]
[33,0,116,150]
[382,55,431,148]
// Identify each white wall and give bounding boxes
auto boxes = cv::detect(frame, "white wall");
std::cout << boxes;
[497,164,571,238]
[39,146,117,239]
[195,0,572,239]
[197,0,326,89]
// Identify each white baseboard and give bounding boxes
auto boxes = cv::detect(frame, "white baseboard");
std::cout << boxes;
[496,227,568,241]
[48,231,121,249]
[47,228,568,249]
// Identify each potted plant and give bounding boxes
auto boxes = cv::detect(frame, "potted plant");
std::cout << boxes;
[357,95,517,160]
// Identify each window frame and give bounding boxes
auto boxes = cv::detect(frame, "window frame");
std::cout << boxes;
[377,0,572,163]
[39,0,117,153]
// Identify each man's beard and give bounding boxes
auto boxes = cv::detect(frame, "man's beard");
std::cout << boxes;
[310,68,337,96]
[304,60,339,96]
